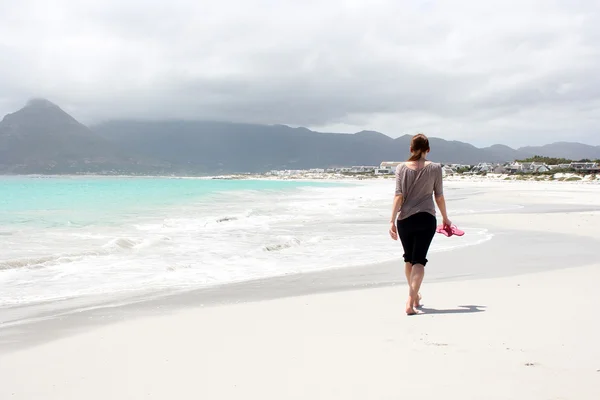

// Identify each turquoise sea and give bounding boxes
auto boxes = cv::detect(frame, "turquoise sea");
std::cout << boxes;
[0,176,327,228]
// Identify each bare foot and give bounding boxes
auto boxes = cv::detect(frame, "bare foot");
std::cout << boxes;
[413,293,422,309]
[406,299,417,316]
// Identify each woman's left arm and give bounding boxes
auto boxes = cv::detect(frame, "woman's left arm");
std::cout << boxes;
[389,166,404,239]
[390,194,403,224]
[389,194,403,240]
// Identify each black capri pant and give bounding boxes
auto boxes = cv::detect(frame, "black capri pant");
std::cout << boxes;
[396,212,437,266]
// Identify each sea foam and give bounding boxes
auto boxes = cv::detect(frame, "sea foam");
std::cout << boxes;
[0,178,499,307]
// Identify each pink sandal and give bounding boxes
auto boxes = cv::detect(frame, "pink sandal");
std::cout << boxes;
[436,224,465,237]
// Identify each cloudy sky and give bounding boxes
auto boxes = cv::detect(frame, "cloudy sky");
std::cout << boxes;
[1,0,599,147]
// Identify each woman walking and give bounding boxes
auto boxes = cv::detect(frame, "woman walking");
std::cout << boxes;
[389,133,451,315]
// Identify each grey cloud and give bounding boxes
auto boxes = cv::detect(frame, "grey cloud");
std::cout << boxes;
[1,0,599,147]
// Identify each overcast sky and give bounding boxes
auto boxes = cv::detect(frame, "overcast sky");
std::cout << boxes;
[1,0,599,147]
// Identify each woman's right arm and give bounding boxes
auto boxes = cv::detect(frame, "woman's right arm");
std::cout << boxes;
[435,195,451,227]
[434,166,451,226]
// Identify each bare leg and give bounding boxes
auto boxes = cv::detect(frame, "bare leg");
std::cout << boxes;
[407,264,425,314]
[404,262,422,308]
[405,262,417,315]
[404,262,413,285]
[405,297,416,315]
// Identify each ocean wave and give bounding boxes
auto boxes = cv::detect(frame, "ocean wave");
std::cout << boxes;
[159,211,252,230]
[216,216,238,223]
[0,235,173,271]
[103,236,173,250]
[263,237,301,252]
[0,252,102,271]
[0,255,61,270]
[103,238,140,250]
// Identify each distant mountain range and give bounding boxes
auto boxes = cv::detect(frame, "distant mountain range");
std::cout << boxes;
[1,99,599,174]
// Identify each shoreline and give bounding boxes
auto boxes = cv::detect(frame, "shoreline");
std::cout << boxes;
[2,207,599,353]
[1,172,599,183]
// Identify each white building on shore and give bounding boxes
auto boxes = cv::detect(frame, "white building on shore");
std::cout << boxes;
[377,161,403,175]
[570,162,599,171]
[350,166,378,173]
[441,166,455,177]
[379,161,403,169]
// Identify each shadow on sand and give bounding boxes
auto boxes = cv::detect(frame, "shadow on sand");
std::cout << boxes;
[418,305,486,315]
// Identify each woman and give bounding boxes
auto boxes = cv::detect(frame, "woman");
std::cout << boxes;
[389,133,451,316]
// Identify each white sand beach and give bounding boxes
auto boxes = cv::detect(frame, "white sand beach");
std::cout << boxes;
[1,181,599,400]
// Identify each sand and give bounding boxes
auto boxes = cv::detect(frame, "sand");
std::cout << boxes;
[1,181,600,399]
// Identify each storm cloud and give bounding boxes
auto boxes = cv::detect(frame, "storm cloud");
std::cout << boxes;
[1,0,599,146]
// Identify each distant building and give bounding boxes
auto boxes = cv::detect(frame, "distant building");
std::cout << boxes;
[506,162,523,173]
[379,161,403,169]
[441,166,455,177]
[506,162,549,174]
[531,163,550,173]
[521,162,535,173]
[375,168,394,175]
[472,163,495,173]
[493,166,507,174]
[570,162,599,171]
[451,164,471,169]
[350,166,377,173]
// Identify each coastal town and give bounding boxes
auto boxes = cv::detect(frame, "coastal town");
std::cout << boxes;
[264,159,600,181]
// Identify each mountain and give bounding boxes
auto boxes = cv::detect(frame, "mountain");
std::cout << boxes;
[93,120,399,173]
[0,99,167,174]
[1,99,598,174]
[94,121,522,173]
[482,144,532,162]
[518,142,600,160]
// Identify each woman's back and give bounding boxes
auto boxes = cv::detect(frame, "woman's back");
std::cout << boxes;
[395,161,443,221]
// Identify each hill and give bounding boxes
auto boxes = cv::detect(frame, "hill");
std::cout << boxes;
[0,99,167,174]
[1,99,598,174]
[93,121,531,173]
[518,142,600,161]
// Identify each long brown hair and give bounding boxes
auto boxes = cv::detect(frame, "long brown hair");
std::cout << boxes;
[407,133,430,161]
